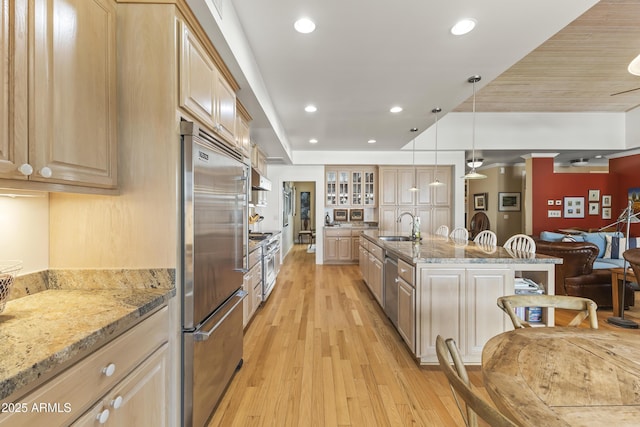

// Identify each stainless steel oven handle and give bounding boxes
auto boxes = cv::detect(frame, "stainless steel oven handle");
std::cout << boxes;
[194,290,248,342]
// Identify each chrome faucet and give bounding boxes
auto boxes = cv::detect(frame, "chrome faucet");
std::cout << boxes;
[396,211,421,240]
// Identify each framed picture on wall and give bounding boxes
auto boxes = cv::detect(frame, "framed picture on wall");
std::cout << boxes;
[498,192,521,211]
[564,196,585,218]
[602,195,612,207]
[588,189,600,202]
[473,193,487,211]
[588,202,599,215]
[602,207,612,219]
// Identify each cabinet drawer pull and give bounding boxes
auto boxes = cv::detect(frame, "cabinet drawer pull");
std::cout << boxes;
[97,408,110,424]
[102,363,116,377]
[111,395,124,409]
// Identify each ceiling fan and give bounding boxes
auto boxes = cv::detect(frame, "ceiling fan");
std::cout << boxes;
[610,87,640,96]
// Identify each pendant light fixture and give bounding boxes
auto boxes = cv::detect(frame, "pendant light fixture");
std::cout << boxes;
[429,107,444,187]
[408,129,419,192]
[463,75,487,180]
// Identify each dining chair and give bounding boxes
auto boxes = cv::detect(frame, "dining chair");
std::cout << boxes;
[503,234,536,253]
[435,225,449,237]
[473,230,497,247]
[449,227,469,241]
[435,336,518,427]
[497,294,598,329]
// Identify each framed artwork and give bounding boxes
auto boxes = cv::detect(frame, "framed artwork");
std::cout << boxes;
[629,187,640,212]
[564,196,585,218]
[602,207,612,220]
[588,202,599,215]
[498,192,521,211]
[602,195,611,207]
[349,208,364,221]
[333,209,348,222]
[473,193,487,211]
[588,189,600,202]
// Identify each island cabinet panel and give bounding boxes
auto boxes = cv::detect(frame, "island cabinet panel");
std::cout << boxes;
[417,266,514,364]
[464,268,511,359]
[368,253,384,307]
[417,268,464,360]
[1,0,118,191]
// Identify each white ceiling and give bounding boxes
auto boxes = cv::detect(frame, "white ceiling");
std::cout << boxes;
[187,0,640,167]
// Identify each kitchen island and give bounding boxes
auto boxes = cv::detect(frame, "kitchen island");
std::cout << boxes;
[359,231,561,364]
[0,269,175,425]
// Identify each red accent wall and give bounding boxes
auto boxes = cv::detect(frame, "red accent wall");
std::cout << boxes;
[532,156,640,236]
[610,153,640,236]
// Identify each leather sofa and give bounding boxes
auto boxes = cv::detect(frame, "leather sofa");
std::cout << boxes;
[535,240,635,308]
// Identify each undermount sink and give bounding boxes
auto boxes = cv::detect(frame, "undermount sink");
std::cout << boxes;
[379,235,414,242]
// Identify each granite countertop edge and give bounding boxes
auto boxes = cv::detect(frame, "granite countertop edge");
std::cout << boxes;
[361,231,562,265]
[0,285,176,402]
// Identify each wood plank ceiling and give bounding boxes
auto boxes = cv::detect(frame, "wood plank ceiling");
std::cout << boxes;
[455,0,640,113]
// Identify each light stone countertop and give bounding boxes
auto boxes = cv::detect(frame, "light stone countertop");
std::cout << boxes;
[361,231,562,265]
[0,270,175,401]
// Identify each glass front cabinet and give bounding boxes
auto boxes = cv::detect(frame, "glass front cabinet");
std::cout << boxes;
[325,166,377,207]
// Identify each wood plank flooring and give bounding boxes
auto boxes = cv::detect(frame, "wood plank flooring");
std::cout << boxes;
[209,244,639,427]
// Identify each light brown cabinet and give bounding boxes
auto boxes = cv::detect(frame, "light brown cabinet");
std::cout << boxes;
[243,249,262,328]
[72,344,168,427]
[236,102,252,158]
[325,166,377,207]
[397,259,415,352]
[251,144,267,175]
[0,0,117,191]
[324,228,352,263]
[179,20,237,147]
[378,166,452,235]
[0,307,169,426]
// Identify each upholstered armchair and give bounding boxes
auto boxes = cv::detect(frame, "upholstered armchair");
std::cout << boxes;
[535,240,635,308]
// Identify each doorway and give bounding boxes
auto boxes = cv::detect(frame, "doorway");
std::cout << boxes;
[293,181,316,252]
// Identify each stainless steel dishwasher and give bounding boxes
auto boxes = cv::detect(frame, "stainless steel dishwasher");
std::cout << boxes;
[384,253,399,327]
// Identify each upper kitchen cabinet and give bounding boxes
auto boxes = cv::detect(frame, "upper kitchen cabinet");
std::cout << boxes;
[325,165,377,207]
[0,0,117,191]
[236,101,252,158]
[379,166,450,206]
[378,166,452,234]
[251,144,267,175]
[179,20,237,147]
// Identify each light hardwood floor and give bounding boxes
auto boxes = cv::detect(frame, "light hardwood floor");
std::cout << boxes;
[209,244,639,427]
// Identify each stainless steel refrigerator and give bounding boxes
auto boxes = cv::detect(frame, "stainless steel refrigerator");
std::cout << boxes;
[181,120,248,427]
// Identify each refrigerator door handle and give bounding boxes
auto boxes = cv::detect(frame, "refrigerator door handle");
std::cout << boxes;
[194,290,248,342]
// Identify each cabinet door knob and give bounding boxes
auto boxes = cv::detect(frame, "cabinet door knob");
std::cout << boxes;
[38,167,52,178]
[17,164,33,176]
[97,409,110,424]
[102,363,116,377]
[111,395,124,409]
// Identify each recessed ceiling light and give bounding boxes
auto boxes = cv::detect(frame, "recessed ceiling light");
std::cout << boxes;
[309,138,318,144]
[304,105,317,113]
[390,106,403,113]
[451,19,476,36]
[368,139,376,144]
[294,18,316,34]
